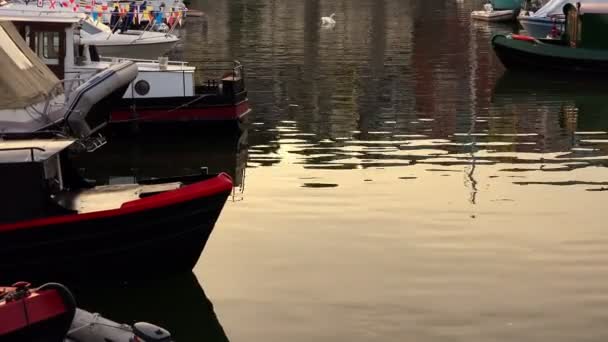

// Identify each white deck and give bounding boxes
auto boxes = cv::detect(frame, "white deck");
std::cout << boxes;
[53,182,182,212]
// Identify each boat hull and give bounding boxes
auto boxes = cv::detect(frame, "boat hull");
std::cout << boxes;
[110,96,251,123]
[0,175,232,283]
[518,16,565,38]
[471,9,516,22]
[492,34,608,73]
[491,0,522,10]
[95,39,179,59]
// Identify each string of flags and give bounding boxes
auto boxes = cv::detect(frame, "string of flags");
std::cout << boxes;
[34,0,186,27]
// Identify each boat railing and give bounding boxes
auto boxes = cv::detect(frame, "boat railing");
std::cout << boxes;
[99,56,189,68]
[192,60,246,94]
[0,147,45,161]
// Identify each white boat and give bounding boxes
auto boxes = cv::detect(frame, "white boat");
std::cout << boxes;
[0,1,180,58]
[518,0,608,37]
[0,9,251,125]
[471,3,517,22]
[80,17,179,59]
[0,20,137,138]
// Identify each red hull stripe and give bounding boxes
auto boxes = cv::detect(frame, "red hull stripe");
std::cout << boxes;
[0,173,233,233]
[0,290,67,335]
[111,101,251,122]
[510,34,537,42]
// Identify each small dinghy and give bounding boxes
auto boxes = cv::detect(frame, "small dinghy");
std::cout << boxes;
[68,309,172,342]
[0,282,172,342]
[472,3,517,22]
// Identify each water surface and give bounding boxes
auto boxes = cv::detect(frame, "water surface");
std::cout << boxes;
[80,0,608,341]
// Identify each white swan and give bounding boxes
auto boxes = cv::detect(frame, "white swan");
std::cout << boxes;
[321,13,336,26]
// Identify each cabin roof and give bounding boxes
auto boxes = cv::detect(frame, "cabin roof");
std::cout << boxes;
[564,2,608,15]
[0,138,75,163]
[0,7,83,24]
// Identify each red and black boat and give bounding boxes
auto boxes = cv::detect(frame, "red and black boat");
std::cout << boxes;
[110,62,251,124]
[0,136,232,283]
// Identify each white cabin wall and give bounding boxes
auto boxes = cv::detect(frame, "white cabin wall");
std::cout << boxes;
[123,71,194,98]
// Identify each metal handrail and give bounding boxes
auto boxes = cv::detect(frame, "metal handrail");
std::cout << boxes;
[0,147,46,161]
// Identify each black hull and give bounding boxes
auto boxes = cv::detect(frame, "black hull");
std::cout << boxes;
[492,38,608,73]
[0,191,230,283]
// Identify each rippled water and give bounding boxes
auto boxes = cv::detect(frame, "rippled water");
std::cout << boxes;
[77,0,608,341]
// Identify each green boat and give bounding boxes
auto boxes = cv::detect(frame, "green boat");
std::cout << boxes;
[491,0,523,10]
[492,3,608,73]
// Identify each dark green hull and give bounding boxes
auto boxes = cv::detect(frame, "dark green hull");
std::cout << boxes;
[492,34,608,73]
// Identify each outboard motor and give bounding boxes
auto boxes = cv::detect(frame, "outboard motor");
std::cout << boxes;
[133,322,172,342]
[67,309,173,342]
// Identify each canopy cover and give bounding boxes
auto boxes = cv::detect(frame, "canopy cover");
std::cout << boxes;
[0,21,60,109]
[532,0,608,17]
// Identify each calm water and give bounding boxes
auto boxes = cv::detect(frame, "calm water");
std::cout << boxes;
[78,0,608,341]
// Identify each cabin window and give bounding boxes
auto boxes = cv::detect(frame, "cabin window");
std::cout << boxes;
[34,31,60,65]
[0,27,33,70]
[81,22,103,35]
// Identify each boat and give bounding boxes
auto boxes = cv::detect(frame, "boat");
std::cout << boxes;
[518,0,567,37]
[79,16,179,59]
[0,20,137,138]
[472,3,518,22]
[0,11,251,125]
[0,137,233,282]
[0,281,173,342]
[491,0,524,10]
[0,20,233,282]
[492,3,608,73]
[1,1,181,59]
[518,0,608,37]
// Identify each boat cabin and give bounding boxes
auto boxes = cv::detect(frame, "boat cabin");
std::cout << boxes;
[0,138,76,223]
[563,2,608,49]
[0,11,196,99]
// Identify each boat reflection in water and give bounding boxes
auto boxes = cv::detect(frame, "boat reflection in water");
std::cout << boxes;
[490,71,608,176]
[74,126,248,200]
[492,71,608,130]
[72,272,230,342]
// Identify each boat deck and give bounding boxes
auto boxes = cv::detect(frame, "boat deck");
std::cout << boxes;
[54,182,182,213]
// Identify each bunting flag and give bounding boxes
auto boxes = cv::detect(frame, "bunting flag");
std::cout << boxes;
[167,10,175,27]
[37,0,43,7]
[49,0,56,8]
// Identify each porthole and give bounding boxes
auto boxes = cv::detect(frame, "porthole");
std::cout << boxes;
[134,80,150,96]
